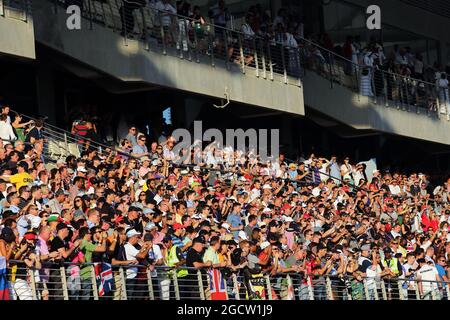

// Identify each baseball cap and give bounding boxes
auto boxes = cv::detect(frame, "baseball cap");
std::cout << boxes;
[238,230,248,240]
[77,167,88,173]
[193,236,206,245]
[220,223,230,231]
[260,241,271,250]
[56,222,69,232]
[144,222,157,231]
[126,229,141,238]
[173,223,184,230]
[361,244,371,251]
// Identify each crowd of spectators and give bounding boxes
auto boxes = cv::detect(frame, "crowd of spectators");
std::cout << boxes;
[0,104,450,301]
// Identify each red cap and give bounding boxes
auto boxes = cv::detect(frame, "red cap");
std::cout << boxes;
[173,223,184,230]
[23,232,37,241]
[282,203,292,211]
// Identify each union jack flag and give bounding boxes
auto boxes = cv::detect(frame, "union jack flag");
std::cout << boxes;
[0,257,10,300]
[94,263,113,297]
[208,269,228,300]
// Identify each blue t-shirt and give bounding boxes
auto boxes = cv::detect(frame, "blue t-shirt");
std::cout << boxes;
[436,264,446,281]
[227,213,242,239]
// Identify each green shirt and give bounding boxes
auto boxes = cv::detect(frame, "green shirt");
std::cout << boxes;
[80,239,97,280]
[203,247,219,265]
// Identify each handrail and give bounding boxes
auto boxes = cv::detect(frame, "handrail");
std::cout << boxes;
[8,259,450,286]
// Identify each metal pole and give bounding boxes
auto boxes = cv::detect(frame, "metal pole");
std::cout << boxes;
[374,279,379,300]
[28,269,38,300]
[446,283,450,300]
[146,269,155,300]
[286,274,293,300]
[327,52,333,88]
[253,38,259,78]
[197,270,205,300]
[267,42,274,81]
[87,0,93,30]
[185,19,192,61]
[232,273,240,300]
[173,272,180,300]
[60,267,69,300]
[261,38,267,79]
[414,281,421,300]
[238,33,245,74]
[119,267,128,300]
[141,7,149,51]
[223,29,229,70]
[122,1,128,47]
[306,276,314,300]
[397,280,404,300]
[363,279,370,300]
[380,279,388,300]
[265,274,273,300]
[160,15,166,55]
[325,276,333,300]
[91,265,99,300]
[192,20,200,63]
[371,67,377,105]
[281,45,288,84]
[210,27,215,67]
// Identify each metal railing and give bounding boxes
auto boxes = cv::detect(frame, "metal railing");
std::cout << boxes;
[297,37,450,120]
[3,261,449,301]
[43,0,302,86]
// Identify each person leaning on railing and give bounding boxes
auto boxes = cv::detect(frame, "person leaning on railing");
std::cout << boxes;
[10,231,41,300]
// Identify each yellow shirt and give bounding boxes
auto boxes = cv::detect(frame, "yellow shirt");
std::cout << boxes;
[10,172,33,189]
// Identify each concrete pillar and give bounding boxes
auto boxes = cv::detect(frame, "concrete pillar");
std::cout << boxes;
[35,62,56,124]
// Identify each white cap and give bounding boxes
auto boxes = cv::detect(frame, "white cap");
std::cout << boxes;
[238,230,248,240]
[144,222,157,231]
[221,223,230,231]
[193,166,201,171]
[78,167,87,173]
[260,241,271,250]
[262,207,272,213]
[283,216,294,223]
[372,169,379,174]
[262,184,272,189]
[126,229,141,238]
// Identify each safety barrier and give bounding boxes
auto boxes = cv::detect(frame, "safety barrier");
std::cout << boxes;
[297,37,450,120]
[3,261,449,300]
[40,0,303,87]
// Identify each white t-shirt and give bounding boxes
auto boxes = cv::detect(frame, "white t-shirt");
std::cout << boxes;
[155,1,176,27]
[124,242,139,279]
[416,265,439,293]
[366,264,382,290]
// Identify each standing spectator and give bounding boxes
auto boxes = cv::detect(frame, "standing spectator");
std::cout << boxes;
[0,114,16,143]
